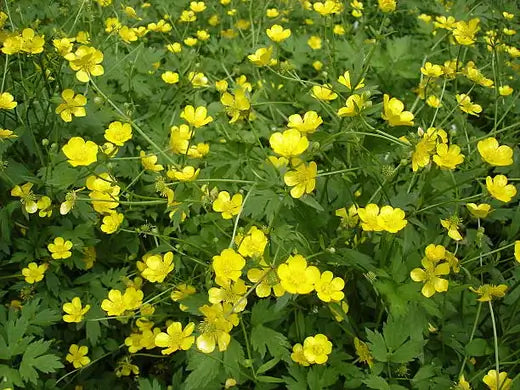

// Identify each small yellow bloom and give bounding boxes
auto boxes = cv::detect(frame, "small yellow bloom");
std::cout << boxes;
[482,369,512,390]
[62,137,98,167]
[410,257,450,298]
[382,94,414,126]
[277,254,320,294]
[287,111,323,134]
[64,46,104,83]
[338,70,365,90]
[212,191,242,219]
[311,84,338,101]
[499,85,513,96]
[21,262,48,284]
[0,92,17,110]
[140,151,164,172]
[421,62,443,78]
[269,129,309,158]
[466,203,491,218]
[470,284,507,302]
[378,0,396,13]
[456,94,482,116]
[155,322,195,355]
[303,334,333,364]
[432,143,465,170]
[248,47,275,66]
[48,237,73,259]
[440,217,463,241]
[161,71,179,84]
[337,93,371,117]
[56,89,87,122]
[314,271,345,302]
[66,345,90,368]
[486,175,517,202]
[453,18,480,46]
[266,24,291,42]
[138,252,175,283]
[180,105,213,128]
[100,212,124,234]
[212,248,246,286]
[104,121,132,146]
[62,297,90,323]
[307,36,322,50]
[477,137,513,166]
[284,161,317,198]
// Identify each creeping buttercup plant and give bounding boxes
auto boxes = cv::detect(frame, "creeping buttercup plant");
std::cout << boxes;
[1,0,520,389]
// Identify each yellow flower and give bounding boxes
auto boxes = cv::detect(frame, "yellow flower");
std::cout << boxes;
[148,19,172,32]
[455,375,471,390]
[161,71,179,84]
[291,343,310,366]
[266,24,291,42]
[167,166,200,182]
[66,345,90,368]
[104,121,132,146]
[0,92,17,110]
[62,297,90,323]
[196,303,238,353]
[248,47,275,66]
[486,175,517,202]
[100,212,124,234]
[212,191,243,219]
[333,24,345,35]
[303,334,333,364]
[307,35,322,50]
[284,161,317,199]
[266,8,279,17]
[378,0,396,12]
[269,129,309,158]
[166,42,182,53]
[139,151,163,172]
[482,370,512,390]
[184,37,198,46]
[314,271,345,302]
[514,240,520,262]
[381,94,414,126]
[11,182,38,213]
[311,84,338,101]
[247,264,285,298]
[18,28,45,54]
[336,205,359,228]
[466,203,491,218]
[37,197,52,217]
[101,287,143,316]
[139,252,175,283]
[287,111,323,134]
[64,46,104,83]
[357,204,383,231]
[432,143,464,170]
[499,85,513,96]
[277,254,320,294]
[215,79,228,92]
[209,279,248,312]
[440,217,463,241]
[187,71,208,87]
[179,10,196,23]
[221,89,250,123]
[55,89,87,122]
[212,248,246,285]
[470,284,507,302]
[48,237,73,259]
[377,205,408,233]
[154,322,195,355]
[169,124,193,154]
[119,26,138,43]
[477,137,513,166]
[0,128,17,139]
[21,262,48,284]
[421,62,443,78]
[338,70,365,90]
[337,93,371,117]
[313,1,342,16]
[62,137,98,167]
[453,18,480,45]
[180,105,213,128]
[456,94,482,116]
[410,257,450,297]
[354,337,373,367]
[237,226,268,258]
[171,283,196,305]
[53,37,74,56]
[426,95,442,108]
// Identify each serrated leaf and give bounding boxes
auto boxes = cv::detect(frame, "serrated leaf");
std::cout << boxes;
[19,340,63,384]
[250,299,285,326]
[222,339,244,377]
[184,350,222,390]
[250,325,290,361]
[363,375,390,390]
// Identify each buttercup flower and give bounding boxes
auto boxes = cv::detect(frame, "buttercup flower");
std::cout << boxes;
[470,284,507,302]
[62,297,90,323]
[382,94,414,126]
[55,89,87,122]
[66,345,90,368]
[482,370,512,390]
[154,322,195,355]
[486,175,517,202]
[21,262,48,284]
[432,143,465,170]
[287,111,323,133]
[477,137,513,166]
[212,191,243,219]
[277,254,320,294]
[48,237,73,259]
[266,24,291,42]
[303,334,333,364]
[284,161,317,199]
[269,129,309,158]
[314,271,345,302]
[0,92,17,110]
[466,203,491,218]
[410,257,450,297]
[104,121,132,146]
[62,137,98,167]
[212,248,246,285]
[65,46,104,82]
[456,94,482,116]
[180,105,213,128]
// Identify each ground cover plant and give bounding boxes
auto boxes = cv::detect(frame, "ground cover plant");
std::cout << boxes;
[1,0,520,388]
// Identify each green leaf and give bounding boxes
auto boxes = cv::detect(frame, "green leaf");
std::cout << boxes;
[250,325,291,361]
[257,375,284,383]
[298,195,324,211]
[138,377,164,390]
[363,375,390,390]
[366,329,388,362]
[184,350,222,390]
[86,319,101,346]
[465,338,492,356]
[250,299,285,326]
[19,340,63,384]
[256,357,280,375]
[222,339,245,378]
